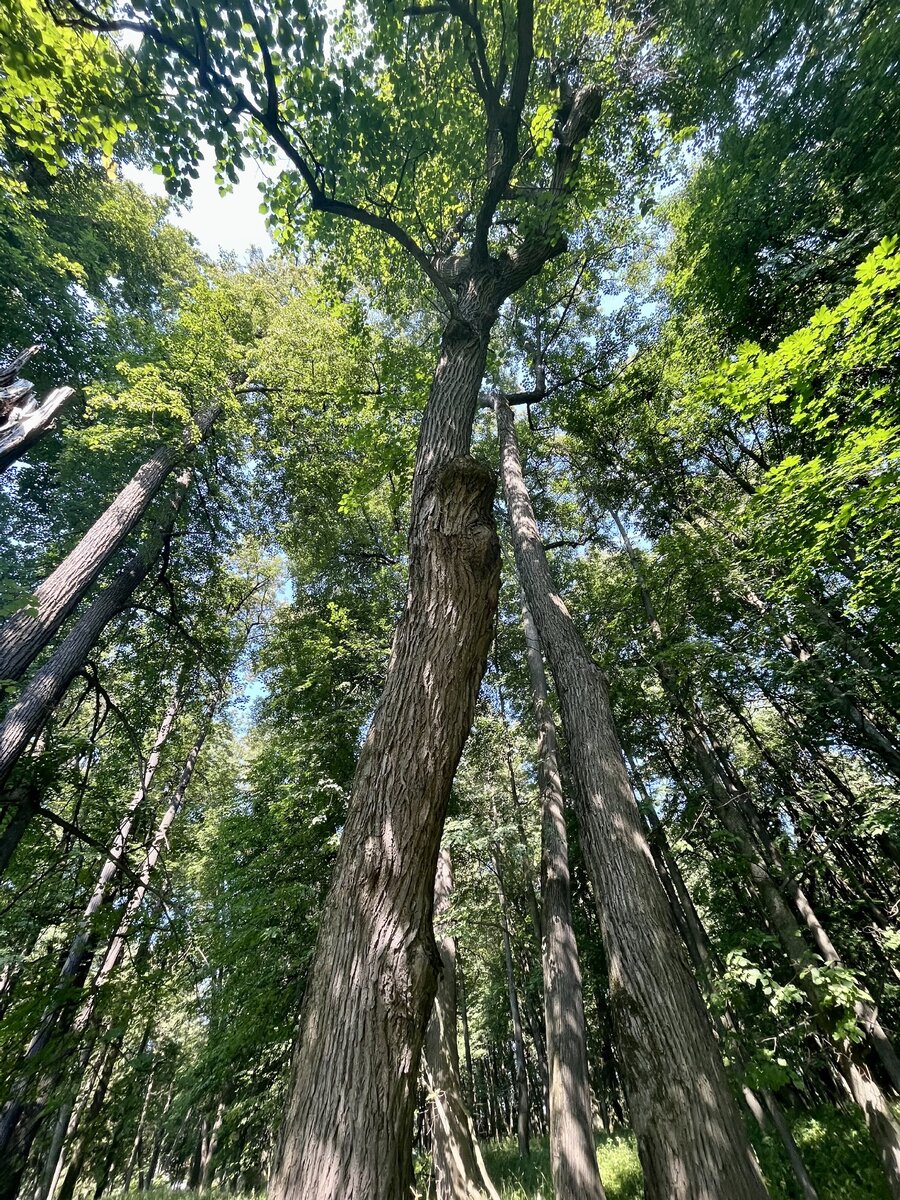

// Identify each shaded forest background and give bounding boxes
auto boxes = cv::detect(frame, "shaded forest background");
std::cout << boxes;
[0,0,899,1197]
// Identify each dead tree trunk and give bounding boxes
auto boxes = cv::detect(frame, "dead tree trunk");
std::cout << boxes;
[522,603,605,1200]
[496,393,768,1200]
[0,346,74,473]
[0,405,217,683]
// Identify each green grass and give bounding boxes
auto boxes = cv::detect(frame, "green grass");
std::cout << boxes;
[107,1105,891,1200]
[480,1131,642,1200]
[475,1104,890,1200]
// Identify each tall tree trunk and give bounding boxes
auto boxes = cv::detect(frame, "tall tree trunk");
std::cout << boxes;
[628,757,820,1200]
[22,697,179,1200]
[199,1101,225,1193]
[269,307,500,1200]
[614,516,900,1198]
[0,470,193,798]
[0,405,218,684]
[53,1035,125,1200]
[522,603,605,1200]
[457,950,476,1113]
[424,850,499,1200]
[497,872,530,1161]
[496,394,769,1200]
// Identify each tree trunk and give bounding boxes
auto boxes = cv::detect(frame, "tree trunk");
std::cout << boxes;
[497,872,530,1160]
[0,469,193,797]
[496,394,769,1200]
[0,387,74,473]
[269,310,500,1200]
[627,757,821,1200]
[457,950,476,1113]
[0,782,38,875]
[424,849,499,1200]
[0,405,218,684]
[54,1036,124,1200]
[522,603,605,1200]
[0,715,206,1183]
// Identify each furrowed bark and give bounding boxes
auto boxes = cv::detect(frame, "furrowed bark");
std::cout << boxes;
[0,404,218,684]
[270,307,500,1200]
[424,849,499,1200]
[496,394,768,1200]
[0,469,192,798]
[522,603,605,1200]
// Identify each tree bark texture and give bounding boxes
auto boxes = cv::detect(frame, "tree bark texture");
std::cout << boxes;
[496,394,769,1200]
[0,404,217,684]
[615,514,900,1197]
[270,312,500,1200]
[424,849,499,1200]
[0,470,192,795]
[522,603,605,1200]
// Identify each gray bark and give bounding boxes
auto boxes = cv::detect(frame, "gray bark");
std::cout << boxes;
[0,404,217,683]
[522,604,605,1200]
[496,394,769,1200]
[0,470,192,796]
[424,849,499,1200]
[270,309,500,1200]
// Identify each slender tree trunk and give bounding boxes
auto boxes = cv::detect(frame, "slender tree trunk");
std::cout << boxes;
[457,951,476,1112]
[200,1101,225,1193]
[0,715,206,1186]
[496,394,769,1200]
[0,470,193,797]
[54,1036,124,1200]
[269,307,500,1200]
[740,589,900,779]
[497,872,530,1161]
[628,758,821,1200]
[0,782,38,875]
[0,405,218,684]
[522,603,605,1200]
[142,1080,174,1192]
[761,1092,818,1200]
[424,850,499,1200]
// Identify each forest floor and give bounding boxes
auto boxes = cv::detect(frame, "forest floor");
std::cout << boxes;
[475,1104,891,1200]
[107,1105,891,1200]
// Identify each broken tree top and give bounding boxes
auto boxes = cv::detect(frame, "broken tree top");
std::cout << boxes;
[0,345,41,426]
[0,345,74,472]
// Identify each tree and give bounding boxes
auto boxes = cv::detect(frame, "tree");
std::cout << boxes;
[496,391,769,1199]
